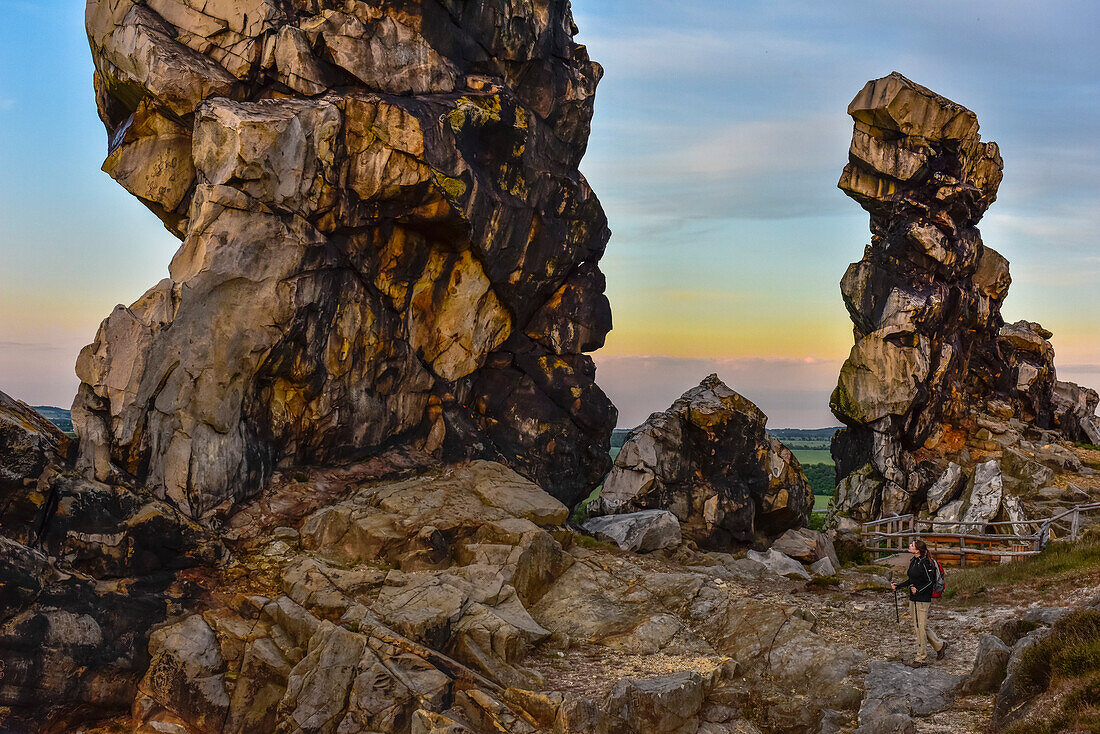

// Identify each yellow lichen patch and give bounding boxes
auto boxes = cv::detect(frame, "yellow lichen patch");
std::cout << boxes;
[408,248,511,381]
[446,94,503,131]
[270,379,309,429]
[431,171,466,201]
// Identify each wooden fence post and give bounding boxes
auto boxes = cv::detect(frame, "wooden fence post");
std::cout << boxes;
[1071,509,1080,541]
[960,537,966,567]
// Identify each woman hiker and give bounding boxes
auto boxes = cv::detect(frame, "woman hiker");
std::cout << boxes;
[891,538,948,667]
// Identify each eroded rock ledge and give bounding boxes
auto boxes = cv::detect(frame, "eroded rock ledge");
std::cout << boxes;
[75,0,617,519]
[830,72,1100,525]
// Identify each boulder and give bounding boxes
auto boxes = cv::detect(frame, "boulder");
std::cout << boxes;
[746,549,811,580]
[581,510,682,553]
[1001,449,1055,493]
[959,459,1004,528]
[856,660,962,733]
[604,671,710,733]
[138,615,230,734]
[810,557,838,577]
[594,375,812,548]
[961,634,1011,693]
[1052,380,1100,444]
[924,463,965,513]
[770,528,841,569]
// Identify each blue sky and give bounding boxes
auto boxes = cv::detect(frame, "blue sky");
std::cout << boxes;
[0,0,1097,428]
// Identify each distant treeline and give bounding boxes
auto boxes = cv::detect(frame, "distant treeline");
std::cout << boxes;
[33,406,73,433]
[769,427,841,442]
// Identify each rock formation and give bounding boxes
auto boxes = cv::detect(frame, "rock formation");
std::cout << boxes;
[593,375,813,548]
[830,73,1100,524]
[75,0,616,518]
[0,390,70,544]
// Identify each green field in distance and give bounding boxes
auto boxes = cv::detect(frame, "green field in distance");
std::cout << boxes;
[792,448,833,465]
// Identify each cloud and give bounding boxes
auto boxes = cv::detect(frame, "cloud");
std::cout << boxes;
[0,340,64,351]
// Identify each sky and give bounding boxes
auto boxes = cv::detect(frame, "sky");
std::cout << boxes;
[0,1,1097,429]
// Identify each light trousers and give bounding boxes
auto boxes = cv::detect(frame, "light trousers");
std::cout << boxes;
[909,600,943,661]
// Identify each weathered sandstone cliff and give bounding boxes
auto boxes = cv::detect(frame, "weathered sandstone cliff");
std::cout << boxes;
[75,0,616,518]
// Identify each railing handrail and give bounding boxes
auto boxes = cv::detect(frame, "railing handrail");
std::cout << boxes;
[856,502,1100,562]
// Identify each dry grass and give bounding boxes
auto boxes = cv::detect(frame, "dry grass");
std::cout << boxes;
[1004,610,1100,734]
[944,531,1100,604]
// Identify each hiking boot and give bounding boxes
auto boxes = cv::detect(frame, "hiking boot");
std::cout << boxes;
[908,660,928,668]
[937,641,948,660]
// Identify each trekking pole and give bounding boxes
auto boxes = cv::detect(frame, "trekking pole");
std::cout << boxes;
[892,579,904,660]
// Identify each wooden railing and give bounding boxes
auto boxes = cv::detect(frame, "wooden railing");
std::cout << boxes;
[859,502,1100,566]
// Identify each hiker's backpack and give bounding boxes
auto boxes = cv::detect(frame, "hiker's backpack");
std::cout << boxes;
[930,558,946,599]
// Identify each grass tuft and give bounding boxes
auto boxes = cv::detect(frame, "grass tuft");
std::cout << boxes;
[570,485,602,525]
[1016,610,1100,697]
[1005,613,1100,733]
[944,531,1100,602]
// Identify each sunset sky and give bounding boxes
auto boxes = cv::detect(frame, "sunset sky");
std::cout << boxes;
[0,0,1097,428]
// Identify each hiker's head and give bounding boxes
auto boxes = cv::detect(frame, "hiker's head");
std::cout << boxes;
[909,539,929,558]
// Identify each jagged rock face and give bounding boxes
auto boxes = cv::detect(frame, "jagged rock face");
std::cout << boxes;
[593,375,812,548]
[830,73,1098,522]
[115,460,860,734]
[0,391,70,545]
[0,467,221,729]
[76,0,616,519]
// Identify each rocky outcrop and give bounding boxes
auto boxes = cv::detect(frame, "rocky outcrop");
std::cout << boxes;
[0,453,220,730]
[102,459,861,734]
[76,0,616,519]
[0,391,71,545]
[593,375,812,548]
[961,633,1011,694]
[830,72,1099,523]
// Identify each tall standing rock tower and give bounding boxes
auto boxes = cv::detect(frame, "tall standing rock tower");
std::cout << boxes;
[830,73,1099,522]
[76,0,617,517]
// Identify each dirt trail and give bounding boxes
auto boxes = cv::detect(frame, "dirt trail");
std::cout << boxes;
[796,569,1100,733]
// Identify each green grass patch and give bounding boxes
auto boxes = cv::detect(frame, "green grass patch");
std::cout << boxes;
[570,485,602,525]
[944,531,1100,602]
[807,574,841,588]
[808,512,826,531]
[793,448,834,465]
[1074,442,1100,451]
[1004,610,1100,733]
[572,533,619,551]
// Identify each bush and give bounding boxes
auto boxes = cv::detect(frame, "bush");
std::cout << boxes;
[835,535,870,566]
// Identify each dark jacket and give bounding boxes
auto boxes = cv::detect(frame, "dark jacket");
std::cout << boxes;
[905,555,937,603]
